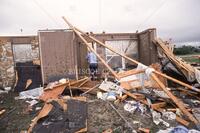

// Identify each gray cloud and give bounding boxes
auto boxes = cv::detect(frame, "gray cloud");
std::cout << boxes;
[0,0,199,43]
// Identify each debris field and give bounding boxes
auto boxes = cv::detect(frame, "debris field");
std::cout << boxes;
[0,17,200,133]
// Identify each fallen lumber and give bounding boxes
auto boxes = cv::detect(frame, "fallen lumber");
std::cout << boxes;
[114,94,128,104]
[62,17,199,125]
[74,26,200,93]
[81,84,100,96]
[28,103,53,133]
[117,69,145,78]
[151,74,199,124]
[139,100,190,127]
[153,38,196,83]
[25,79,32,89]
[151,102,166,109]
[40,77,89,101]
[63,16,120,80]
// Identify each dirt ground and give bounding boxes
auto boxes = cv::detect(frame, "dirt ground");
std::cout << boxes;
[0,92,179,133]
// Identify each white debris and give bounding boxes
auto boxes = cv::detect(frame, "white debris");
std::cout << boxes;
[152,111,169,127]
[157,127,174,133]
[18,87,43,99]
[4,87,11,91]
[97,91,103,99]
[124,101,146,113]
[46,81,59,89]
[26,99,38,106]
[0,87,12,94]
[59,78,67,84]
[98,81,122,95]
[97,91,108,100]
[106,91,116,101]
[162,111,176,120]
[35,107,42,111]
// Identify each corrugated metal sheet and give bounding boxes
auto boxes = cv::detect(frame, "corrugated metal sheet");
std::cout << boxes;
[39,30,77,84]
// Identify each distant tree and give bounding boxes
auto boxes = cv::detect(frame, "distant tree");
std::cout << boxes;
[174,45,200,55]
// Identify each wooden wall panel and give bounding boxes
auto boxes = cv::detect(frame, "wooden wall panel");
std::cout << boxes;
[39,30,77,84]
[138,29,158,65]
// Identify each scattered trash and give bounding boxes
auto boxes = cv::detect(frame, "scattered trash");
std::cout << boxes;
[4,87,11,91]
[17,87,43,99]
[152,111,170,127]
[124,100,146,114]
[98,81,123,95]
[2,17,200,132]
[59,78,67,84]
[35,107,42,111]
[0,89,9,94]
[162,111,176,121]
[46,81,59,90]
[107,91,116,101]
[26,99,38,106]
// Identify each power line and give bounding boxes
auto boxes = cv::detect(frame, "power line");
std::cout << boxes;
[32,0,62,27]
[137,0,167,30]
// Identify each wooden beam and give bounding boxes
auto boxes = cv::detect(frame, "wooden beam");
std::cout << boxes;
[62,17,199,125]
[74,26,200,93]
[117,69,145,78]
[151,74,199,124]
[151,102,166,109]
[62,17,120,80]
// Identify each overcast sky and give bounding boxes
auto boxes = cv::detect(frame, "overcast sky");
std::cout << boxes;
[0,0,200,43]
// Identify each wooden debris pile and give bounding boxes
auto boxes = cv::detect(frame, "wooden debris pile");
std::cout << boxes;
[61,16,200,130]
[154,38,200,83]
[17,17,200,132]
[27,77,92,133]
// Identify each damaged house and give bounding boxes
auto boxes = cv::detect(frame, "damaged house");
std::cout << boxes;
[0,28,157,89]
[0,18,200,133]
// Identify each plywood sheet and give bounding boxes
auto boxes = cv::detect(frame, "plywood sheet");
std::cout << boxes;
[39,30,77,84]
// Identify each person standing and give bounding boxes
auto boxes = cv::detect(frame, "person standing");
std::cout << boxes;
[86,51,98,80]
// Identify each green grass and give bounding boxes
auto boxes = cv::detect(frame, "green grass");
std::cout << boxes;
[181,56,200,63]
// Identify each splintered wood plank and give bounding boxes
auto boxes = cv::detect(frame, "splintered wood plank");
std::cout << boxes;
[28,103,53,133]
[40,85,67,101]
[151,73,199,124]
[117,69,144,78]
[151,102,166,109]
